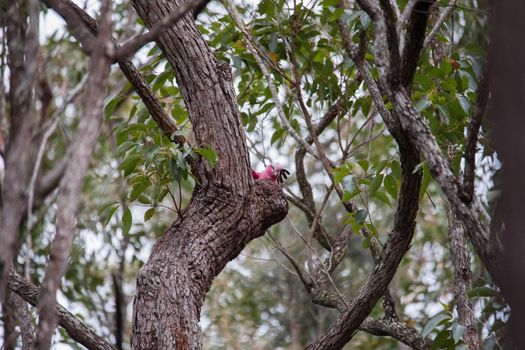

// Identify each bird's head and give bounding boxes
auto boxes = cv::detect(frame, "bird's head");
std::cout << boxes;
[271,163,284,174]
[270,163,290,183]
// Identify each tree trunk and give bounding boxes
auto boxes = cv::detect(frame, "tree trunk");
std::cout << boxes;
[128,1,288,349]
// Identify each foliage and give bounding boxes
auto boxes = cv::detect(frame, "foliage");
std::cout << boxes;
[3,0,506,349]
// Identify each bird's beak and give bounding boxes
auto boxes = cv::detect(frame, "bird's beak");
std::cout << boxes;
[278,168,290,183]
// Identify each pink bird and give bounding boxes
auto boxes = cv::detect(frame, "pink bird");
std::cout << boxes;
[251,163,290,183]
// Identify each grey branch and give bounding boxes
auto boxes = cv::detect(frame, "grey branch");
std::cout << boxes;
[423,0,457,52]
[35,1,113,348]
[447,207,481,349]
[9,271,117,350]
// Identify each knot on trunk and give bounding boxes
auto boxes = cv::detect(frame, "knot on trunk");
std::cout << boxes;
[252,180,288,230]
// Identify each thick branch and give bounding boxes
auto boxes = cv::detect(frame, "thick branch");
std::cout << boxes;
[306,130,421,350]
[360,317,431,350]
[391,88,503,281]
[401,0,436,90]
[113,0,210,61]
[35,2,113,348]
[0,0,39,300]
[132,0,251,192]
[9,271,117,350]
[447,208,480,349]
[463,64,489,203]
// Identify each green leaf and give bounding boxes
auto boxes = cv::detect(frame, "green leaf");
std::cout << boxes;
[271,128,286,145]
[384,174,398,199]
[195,147,218,168]
[144,208,155,222]
[373,191,391,206]
[357,160,369,172]
[102,204,118,227]
[122,207,132,236]
[415,98,432,113]
[419,164,432,201]
[431,330,454,350]
[129,182,148,202]
[423,313,451,337]
[369,174,383,195]
[116,141,135,156]
[467,286,501,299]
[104,95,121,119]
[452,323,465,343]
[334,167,349,186]
[355,209,368,225]
[118,154,141,177]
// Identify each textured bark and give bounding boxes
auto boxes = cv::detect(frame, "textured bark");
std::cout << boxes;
[10,291,35,350]
[2,292,18,350]
[35,2,113,348]
[128,1,288,349]
[0,0,39,300]
[360,317,431,350]
[9,271,117,350]
[400,0,435,90]
[391,89,503,281]
[447,209,480,350]
[306,144,420,350]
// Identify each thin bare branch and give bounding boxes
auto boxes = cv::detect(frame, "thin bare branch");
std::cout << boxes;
[222,0,320,159]
[423,0,457,52]
[463,63,489,203]
[360,317,431,350]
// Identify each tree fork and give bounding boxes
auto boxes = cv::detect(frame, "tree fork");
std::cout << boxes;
[128,1,288,348]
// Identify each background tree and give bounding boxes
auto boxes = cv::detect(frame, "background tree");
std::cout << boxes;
[0,0,521,349]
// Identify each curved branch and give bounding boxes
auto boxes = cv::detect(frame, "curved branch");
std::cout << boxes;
[360,317,431,350]
[9,271,117,350]
[401,0,436,90]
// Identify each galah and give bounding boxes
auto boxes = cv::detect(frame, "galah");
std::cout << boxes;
[251,163,290,183]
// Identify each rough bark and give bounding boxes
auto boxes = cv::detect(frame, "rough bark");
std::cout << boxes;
[35,2,113,348]
[128,1,288,349]
[0,0,39,300]
[10,291,35,350]
[447,208,480,349]
[360,317,431,350]
[2,291,18,350]
[306,144,421,350]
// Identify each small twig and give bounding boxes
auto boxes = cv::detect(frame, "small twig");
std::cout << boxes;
[422,0,457,52]
[222,0,320,159]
